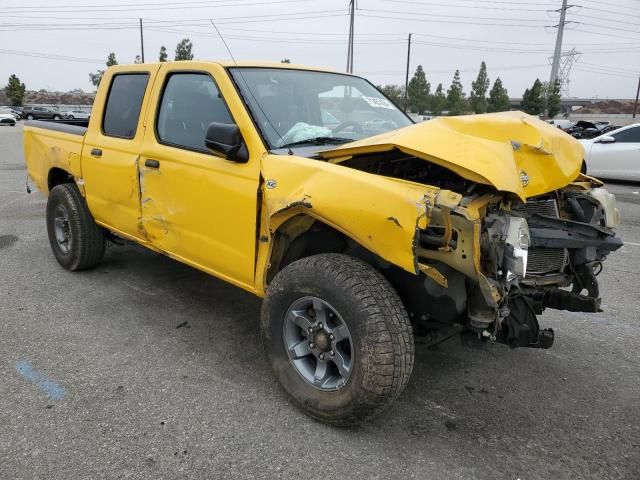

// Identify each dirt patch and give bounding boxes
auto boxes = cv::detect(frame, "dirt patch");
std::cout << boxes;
[0,235,18,249]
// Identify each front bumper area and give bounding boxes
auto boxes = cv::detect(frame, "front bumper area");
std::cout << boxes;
[474,188,623,348]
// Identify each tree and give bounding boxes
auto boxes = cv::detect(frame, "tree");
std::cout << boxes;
[174,38,194,61]
[488,77,510,112]
[159,46,168,62]
[88,52,118,88]
[407,65,431,114]
[446,69,465,115]
[544,79,562,118]
[378,84,405,107]
[521,78,544,116]
[5,74,26,106]
[106,53,118,67]
[430,83,447,115]
[470,61,490,113]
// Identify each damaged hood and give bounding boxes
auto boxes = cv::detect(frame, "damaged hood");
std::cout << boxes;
[319,111,584,201]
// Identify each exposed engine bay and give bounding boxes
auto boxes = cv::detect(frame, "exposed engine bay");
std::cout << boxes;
[336,150,623,350]
[339,150,494,196]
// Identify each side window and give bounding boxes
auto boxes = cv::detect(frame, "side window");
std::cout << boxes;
[103,73,149,139]
[612,126,640,143]
[157,73,233,152]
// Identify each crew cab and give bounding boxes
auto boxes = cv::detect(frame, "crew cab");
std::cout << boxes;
[23,61,622,425]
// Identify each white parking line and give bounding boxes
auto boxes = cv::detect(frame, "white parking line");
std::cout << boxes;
[624,242,640,246]
[0,196,25,210]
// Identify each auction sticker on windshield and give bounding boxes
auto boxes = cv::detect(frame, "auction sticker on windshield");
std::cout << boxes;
[361,96,395,109]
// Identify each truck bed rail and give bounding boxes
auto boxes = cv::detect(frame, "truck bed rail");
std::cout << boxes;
[25,119,88,136]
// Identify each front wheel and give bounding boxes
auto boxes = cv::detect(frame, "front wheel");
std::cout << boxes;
[46,183,106,271]
[262,254,414,426]
[27,114,34,120]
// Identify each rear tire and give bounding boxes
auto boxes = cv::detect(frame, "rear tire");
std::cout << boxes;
[46,183,106,271]
[262,254,414,426]
[27,114,34,120]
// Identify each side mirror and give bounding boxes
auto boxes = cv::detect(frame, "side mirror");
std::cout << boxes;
[205,122,249,163]
[596,135,615,144]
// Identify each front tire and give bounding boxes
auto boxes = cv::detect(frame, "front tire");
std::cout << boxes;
[262,254,414,426]
[27,114,34,120]
[46,183,106,271]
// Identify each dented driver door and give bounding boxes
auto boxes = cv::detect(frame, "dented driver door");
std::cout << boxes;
[137,63,262,291]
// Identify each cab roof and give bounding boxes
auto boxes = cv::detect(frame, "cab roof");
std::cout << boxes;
[109,60,352,76]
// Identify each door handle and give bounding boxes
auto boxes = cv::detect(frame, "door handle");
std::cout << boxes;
[145,159,160,169]
[90,148,102,157]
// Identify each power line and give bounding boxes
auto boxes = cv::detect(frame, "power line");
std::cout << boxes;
[0,12,349,31]
[1,0,315,12]
[0,48,103,63]
[382,0,551,13]
[358,12,549,28]
[573,67,638,79]
[362,8,550,24]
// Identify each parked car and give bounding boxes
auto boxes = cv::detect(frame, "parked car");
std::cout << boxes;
[0,107,21,119]
[63,110,91,120]
[23,61,622,425]
[567,120,622,139]
[581,123,640,181]
[547,119,573,131]
[0,113,17,126]
[22,106,62,121]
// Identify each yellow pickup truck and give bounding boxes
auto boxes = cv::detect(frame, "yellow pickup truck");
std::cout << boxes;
[24,61,622,425]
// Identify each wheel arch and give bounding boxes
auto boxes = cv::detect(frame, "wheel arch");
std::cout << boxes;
[266,214,353,285]
[48,167,74,193]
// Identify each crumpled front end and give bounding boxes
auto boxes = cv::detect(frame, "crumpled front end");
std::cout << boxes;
[400,180,622,350]
[315,111,623,350]
[470,179,622,348]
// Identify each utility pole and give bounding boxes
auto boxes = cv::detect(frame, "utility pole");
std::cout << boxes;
[634,75,640,119]
[403,33,412,113]
[549,0,573,85]
[139,18,145,63]
[346,0,355,73]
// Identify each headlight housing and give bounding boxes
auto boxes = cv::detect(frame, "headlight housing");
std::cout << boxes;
[588,188,621,228]
[503,216,529,278]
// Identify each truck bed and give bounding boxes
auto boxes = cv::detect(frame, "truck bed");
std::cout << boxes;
[23,120,86,195]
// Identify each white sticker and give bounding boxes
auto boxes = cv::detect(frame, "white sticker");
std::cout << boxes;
[361,95,395,110]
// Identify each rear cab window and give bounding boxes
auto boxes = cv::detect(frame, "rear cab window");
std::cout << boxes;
[103,73,150,139]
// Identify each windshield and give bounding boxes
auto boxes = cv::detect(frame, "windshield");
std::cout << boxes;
[229,68,412,149]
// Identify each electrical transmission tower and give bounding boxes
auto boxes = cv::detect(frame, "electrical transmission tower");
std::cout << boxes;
[553,48,581,96]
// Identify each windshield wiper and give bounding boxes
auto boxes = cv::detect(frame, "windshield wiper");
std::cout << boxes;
[280,136,354,148]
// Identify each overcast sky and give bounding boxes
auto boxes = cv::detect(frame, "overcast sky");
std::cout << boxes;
[1,0,638,98]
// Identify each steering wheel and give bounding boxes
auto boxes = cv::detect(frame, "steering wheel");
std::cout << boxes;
[332,121,363,135]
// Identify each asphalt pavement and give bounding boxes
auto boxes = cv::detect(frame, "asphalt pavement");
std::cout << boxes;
[1,123,638,479]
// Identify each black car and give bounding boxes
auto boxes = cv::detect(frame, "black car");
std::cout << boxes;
[22,106,63,121]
